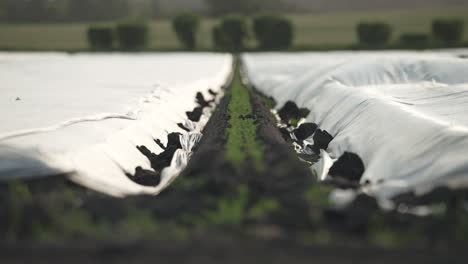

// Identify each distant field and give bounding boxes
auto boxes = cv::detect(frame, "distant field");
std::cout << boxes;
[291,7,468,47]
[0,7,468,51]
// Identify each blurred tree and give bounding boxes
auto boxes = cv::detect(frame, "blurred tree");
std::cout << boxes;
[2,0,51,22]
[172,13,200,50]
[213,25,228,49]
[125,0,158,20]
[356,22,392,46]
[399,33,429,48]
[0,0,283,23]
[432,19,464,44]
[205,0,283,16]
[2,0,24,22]
[45,0,69,21]
[213,15,248,50]
[116,22,149,50]
[24,0,49,22]
[253,15,293,50]
[67,0,129,22]
[0,0,5,20]
[87,26,114,50]
[0,0,137,22]
[150,0,159,19]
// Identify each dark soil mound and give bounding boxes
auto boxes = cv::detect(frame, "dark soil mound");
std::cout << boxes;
[196,92,214,108]
[328,152,365,183]
[293,122,318,141]
[186,106,204,122]
[278,101,310,124]
[127,166,161,186]
[313,129,333,150]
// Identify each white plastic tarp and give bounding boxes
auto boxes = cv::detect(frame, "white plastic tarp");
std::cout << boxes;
[0,52,233,197]
[242,50,468,199]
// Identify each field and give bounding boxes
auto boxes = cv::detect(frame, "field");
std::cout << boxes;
[1,7,468,51]
[1,51,468,262]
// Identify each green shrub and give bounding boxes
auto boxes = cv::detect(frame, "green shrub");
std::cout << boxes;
[253,15,293,50]
[432,19,464,44]
[116,22,148,50]
[213,15,248,50]
[399,33,430,48]
[172,13,200,50]
[87,26,114,50]
[357,22,392,46]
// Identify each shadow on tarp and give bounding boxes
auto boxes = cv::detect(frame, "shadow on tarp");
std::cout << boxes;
[0,144,67,182]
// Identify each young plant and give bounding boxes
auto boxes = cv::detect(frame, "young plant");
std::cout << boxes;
[225,66,264,171]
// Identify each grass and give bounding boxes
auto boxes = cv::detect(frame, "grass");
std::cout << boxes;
[6,181,33,241]
[1,7,468,51]
[225,65,264,171]
[0,19,218,51]
[290,7,468,47]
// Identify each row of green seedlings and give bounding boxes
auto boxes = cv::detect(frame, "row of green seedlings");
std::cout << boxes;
[357,19,464,48]
[87,14,293,51]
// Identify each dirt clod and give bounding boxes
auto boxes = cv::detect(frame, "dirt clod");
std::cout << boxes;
[186,107,203,122]
[196,92,214,108]
[278,101,310,124]
[126,166,161,186]
[328,152,365,183]
[313,129,333,150]
[293,122,318,141]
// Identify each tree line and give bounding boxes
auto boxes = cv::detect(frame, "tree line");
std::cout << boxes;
[0,0,283,23]
[357,19,465,48]
[0,0,156,23]
[87,15,464,51]
[87,14,294,51]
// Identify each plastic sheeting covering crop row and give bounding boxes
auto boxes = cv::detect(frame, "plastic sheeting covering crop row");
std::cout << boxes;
[0,52,233,197]
[242,50,468,200]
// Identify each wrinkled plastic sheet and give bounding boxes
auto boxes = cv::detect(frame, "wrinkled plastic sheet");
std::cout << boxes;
[0,52,233,197]
[242,50,468,199]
